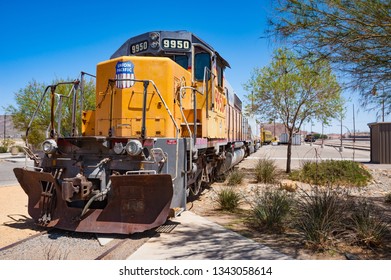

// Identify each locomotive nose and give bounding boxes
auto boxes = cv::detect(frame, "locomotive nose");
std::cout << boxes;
[14,167,174,234]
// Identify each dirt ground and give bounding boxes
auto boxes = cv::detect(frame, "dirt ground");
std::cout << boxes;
[2,167,391,259]
[0,185,43,248]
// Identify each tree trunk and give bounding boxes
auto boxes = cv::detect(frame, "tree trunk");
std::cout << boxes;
[286,131,293,173]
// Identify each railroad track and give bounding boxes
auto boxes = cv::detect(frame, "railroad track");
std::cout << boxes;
[0,230,49,252]
[0,228,153,260]
[314,140,370,151]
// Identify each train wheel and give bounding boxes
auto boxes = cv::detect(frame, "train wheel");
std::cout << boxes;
[190,168,204,196]
[191,177,201,196]
[192,173,202,196]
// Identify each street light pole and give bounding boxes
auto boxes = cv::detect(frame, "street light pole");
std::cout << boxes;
[382,94,385,122]
[339,113,343,152]
[372,84,386,122]
[353,103,356,144]
[3,114,5,144]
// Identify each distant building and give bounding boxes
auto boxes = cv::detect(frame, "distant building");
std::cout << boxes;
[260,122,307,138]
[327,133,340,140]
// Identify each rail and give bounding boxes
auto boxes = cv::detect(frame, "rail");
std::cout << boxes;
[313,139,370,151]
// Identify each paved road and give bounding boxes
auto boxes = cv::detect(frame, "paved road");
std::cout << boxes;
[0,154,33,187]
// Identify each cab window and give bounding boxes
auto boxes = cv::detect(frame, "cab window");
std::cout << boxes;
[195,53,211,81]
[175,55,188,69]
[217,64,224,87]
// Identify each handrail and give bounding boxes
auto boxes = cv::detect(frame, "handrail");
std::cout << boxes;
[110,78,180,137]
[110,78,180,181]
[45,90,70,138]
[27,80,80,146]
[179,85,204,141]
[178,85,195,175]
[26,85,51,146]
[202,67,216,118]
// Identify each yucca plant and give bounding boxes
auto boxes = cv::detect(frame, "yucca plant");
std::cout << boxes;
[250,187,294,232]
[348,200,388,248]
[255,158,278,184]
[215,187,242,212]
[294,187,348,250]
[227,169,245,186]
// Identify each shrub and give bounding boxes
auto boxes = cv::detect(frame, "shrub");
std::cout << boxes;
[0,139,15,153]
[250,187,295,232]
[294,187,348,250]
[227,169,245,186]
[289,160,372,187]
[255,158,278,184]
[215,187,242,212]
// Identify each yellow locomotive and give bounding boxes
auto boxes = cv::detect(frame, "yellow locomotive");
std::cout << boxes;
[14,31,253,234]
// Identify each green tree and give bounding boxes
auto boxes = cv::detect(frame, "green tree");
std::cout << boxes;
[244,48,343,173]
[269,0,391,116]
[6,77,95,148]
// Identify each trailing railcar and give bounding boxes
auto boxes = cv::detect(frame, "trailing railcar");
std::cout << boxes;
[14,31,253,234]
[261,130,273,144]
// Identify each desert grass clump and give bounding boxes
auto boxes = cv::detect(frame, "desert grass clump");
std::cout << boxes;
[227,169,245,186]
[294,187,348,250]
[348,199,388,248]
[215,187,242,212]
[255,158,278,184]
[250,187,295,232]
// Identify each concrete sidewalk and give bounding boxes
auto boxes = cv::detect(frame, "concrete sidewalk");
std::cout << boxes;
[127,211,291,260]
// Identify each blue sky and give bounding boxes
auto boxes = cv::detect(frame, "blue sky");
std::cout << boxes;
[0,0,385,134]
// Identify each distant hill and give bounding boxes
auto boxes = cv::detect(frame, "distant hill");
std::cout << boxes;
[0,115,24,139]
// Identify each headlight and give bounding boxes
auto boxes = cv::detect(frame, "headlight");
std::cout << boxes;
[125,140,143,156]
[149,32,159,49]
[149,32,159,41]
[150,41,159,49]
[42,139,57,154]
[113,142,125,155]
